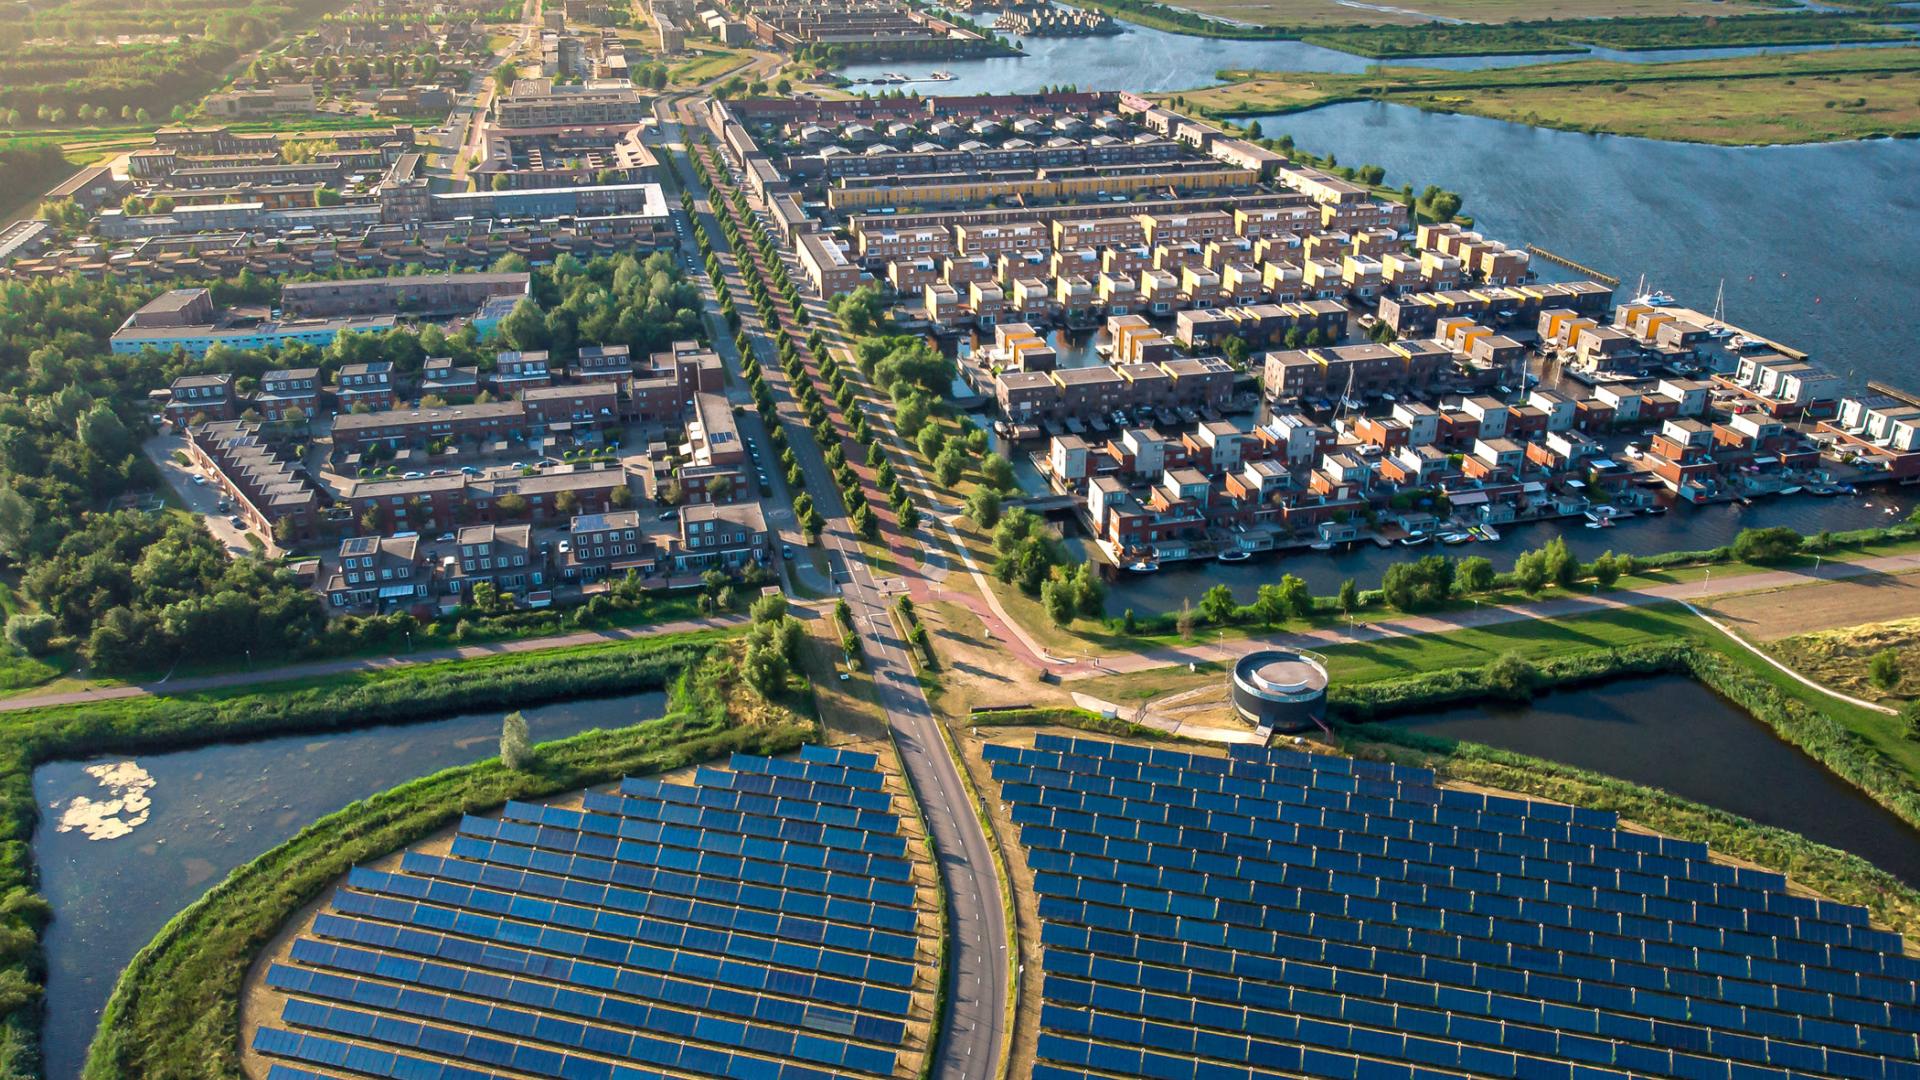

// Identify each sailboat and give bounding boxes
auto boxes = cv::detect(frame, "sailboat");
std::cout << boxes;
[1706,279,1733,338]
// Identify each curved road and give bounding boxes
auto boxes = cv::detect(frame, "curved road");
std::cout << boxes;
[654,103,1010,1080]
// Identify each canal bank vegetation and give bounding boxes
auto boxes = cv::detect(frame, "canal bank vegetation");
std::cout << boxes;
[1769,616,1920,706]
[1174,46,1920,144]
[84,629,819,1080]
[0,628,742,1077]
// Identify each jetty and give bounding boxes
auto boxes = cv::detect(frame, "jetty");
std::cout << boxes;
[1525,245,1620,287]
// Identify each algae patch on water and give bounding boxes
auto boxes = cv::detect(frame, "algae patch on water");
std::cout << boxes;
[52,762,156,840]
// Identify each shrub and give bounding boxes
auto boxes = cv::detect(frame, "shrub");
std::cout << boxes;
[1732,526,1802,564]
[4,613,56,657]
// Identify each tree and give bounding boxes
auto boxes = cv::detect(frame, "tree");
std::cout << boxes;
[1540,536,1577,588]
[1381,555,1454,612]
[1041,575,1074,626]
[0,487,35,563]
[1590,551,1622,588]
[499,298,548,351]
[980,454,1015,492]
[555,489,580,516]
[1252,582,1289,627]
[1176,599,1197,641]
[1484,652,1538,701]
[707,476,734,502]
[896,393,931,440]
[750,592,788,624]
[500,710,533,769]
[1338,578,1359,615]
[966,487,1002,528]
[1199,584,1237,626]
[1871,649,1903,692]
[1512,549,1549,594]
[1456,555,1494,594]
[917,425,947,461]
[934,446,966,487]
[1732,526,1801,564]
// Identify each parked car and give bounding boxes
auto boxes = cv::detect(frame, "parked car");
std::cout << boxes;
[403,471,426,480]
[191,475,207,486]
[228,516,246,529]
[436,532,456,542]
[781,544,793,558]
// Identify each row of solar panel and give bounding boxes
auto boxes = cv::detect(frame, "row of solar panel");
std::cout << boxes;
[1037,889,1911,1040]
[615,777,898,838]
[267,1066,353,1080]
[309,908,913,1017]
[1006,760,1766,895]
[1038,734,1414,788]
[497,802,913,882]
[1044,954,1920,1073]
[257,1030,518,1080]
[1035,901,1914,1039]
[445,833,918,935]
[359,860,918,963]
[459,816,920,911]
[1005,795,1869,952]
[995,770,1898,956]
[1031,1060,1455,1080]
[333,881,914,991]
[727,751,886,792]
[1024,737,1620,833]
[269,965,898,1076]
[798,745,880,772]
[257,1012,844,1080]
[576,791,909,860]
[1011,741,1763,883]
[1023,837,1914,1010]
[288,933,905,1047]
[991,764,1735,895]
[412,843,919,939]
[694,767,894,815]
[1019,835,1905,994]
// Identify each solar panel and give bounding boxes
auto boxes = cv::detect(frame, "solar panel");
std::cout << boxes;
[1003,738,1920,1080]
[254,747,930,1080]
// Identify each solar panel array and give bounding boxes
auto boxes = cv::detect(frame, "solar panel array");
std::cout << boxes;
[250,745,933,1080]
[987,735,1920,1080]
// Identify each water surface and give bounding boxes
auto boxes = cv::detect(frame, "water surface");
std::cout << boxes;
[1388,677,1920,886]
[33,692,666,1078]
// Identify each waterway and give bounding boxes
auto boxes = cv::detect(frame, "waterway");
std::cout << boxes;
[1387,676,1920,887]
[841,8,1920,93]
[1238,102,1920,386]
[31,692,667,1079]
[1070,485,1920,608]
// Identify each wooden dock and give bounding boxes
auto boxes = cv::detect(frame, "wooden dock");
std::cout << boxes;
[1525,245,1620,287]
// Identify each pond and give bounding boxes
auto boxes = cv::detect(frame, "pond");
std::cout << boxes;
[31,691,668,1079]
[1386,675,1920,887]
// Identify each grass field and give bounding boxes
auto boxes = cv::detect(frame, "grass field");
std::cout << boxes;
[1154,0,1778,29]
[1178,46,1920,144]
[1767,618,1920,704]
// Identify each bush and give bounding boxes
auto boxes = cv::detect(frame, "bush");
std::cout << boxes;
[3,614,56,657]
[1871,649,1902,692]
[1732,526,1802,564]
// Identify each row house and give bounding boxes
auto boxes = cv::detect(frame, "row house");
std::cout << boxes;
[490,350,554,393]
[663,501,769,573]
[561,510,648,580]
[335,361,396,412]
[676,392,751,504]
[1718,353,1844,419]
[571,344,634,394]
[1818,396,1920,480]
[255,368,321,421]
[324,534,428,609]
[444,523,542,596]
[164,374,237,426]
[187,419,322,541]
[1261,339,1450,401]
[421,357,480,398]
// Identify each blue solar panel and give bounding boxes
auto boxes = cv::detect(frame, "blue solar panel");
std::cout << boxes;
[1006,737,1920,1080]
[254,747,928,1080]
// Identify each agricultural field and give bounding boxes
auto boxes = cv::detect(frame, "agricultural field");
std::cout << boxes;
[1706,571,1920,641]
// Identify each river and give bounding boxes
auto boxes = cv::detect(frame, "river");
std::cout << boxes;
[841,9,1920,92]
[30,692,667,1079]
[1387,675,1920,887]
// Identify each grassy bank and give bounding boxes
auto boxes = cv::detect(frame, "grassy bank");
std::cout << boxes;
[1177,46,1920,144]
[0,629,734,1078]
[1768,617,1920,704]
[83,650,813,1079]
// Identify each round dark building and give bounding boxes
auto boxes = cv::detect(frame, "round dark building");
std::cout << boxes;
[1231,650,1329,733]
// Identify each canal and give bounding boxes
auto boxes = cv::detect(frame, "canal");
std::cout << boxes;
[1076,485,1920,609]
[1386,675,1920,887]
[31,691,667,1079]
